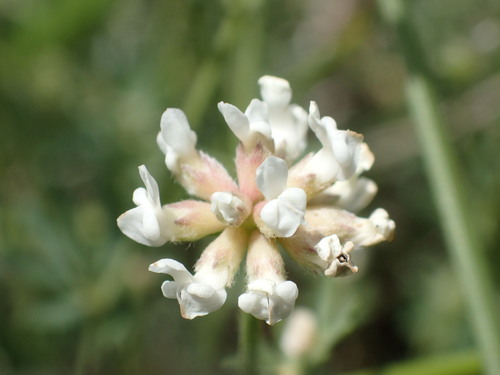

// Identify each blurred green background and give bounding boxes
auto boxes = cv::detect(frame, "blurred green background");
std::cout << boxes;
[1,0,499,374]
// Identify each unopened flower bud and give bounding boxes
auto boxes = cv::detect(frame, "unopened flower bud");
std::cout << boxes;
[279,307,318,359]
[304,206,395,247]
[164,200,226,242]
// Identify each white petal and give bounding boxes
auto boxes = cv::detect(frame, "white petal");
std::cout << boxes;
[150,258,228,319]
[178,284,227,319]
[156,131,168,154]
[148,258,194,284]
[117,206,165,246]
[160,108,197,156]
[260,187,306,237]
[132,187,148,206]
[358,143,375,173]
[256,156,288,200]
[314,235,358,276]
[217,102,251,143]
[138,165,161,207]
[161,280,180,299]
[141,209,161,241]
[258,75,292,107]
[275,280,299,300]
[315,234,342,262]
[308,101,332,148]
[245,99,272,138]
[238,279,298,325]
[238,292,263,316]
[194,265,230,291]
[271,281,299,324]
[369,208,396,240]
[247,279,275,295]
[245,99,267,121]
[307,102,364,182]
[210,192,245,225]
[331,132,362,180]
[325,177,378,213]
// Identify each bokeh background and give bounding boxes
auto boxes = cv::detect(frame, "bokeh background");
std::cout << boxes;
[1,0,499,374]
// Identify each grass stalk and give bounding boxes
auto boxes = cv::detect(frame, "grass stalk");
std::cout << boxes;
[378,1,500,373]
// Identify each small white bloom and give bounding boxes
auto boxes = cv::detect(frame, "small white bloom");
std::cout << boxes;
[315,177,378,213]
[238,279,298,325]
[256,156,306,237]
[239,231,298,325]
[157,108,198,174]
[210,192,247,225]
[315,234,358,276]
[217,100,272,151]
[255,155,288,201]
[280,307,318,359]
[308,143,377,212]
[307,101,363,183]
[149,258,227,319]
[117,165,172,246]
[258,75,308,161]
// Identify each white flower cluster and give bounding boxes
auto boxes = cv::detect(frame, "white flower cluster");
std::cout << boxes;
[117,76,395,324]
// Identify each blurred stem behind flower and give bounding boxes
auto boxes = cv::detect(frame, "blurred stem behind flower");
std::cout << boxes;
[378,1,500,374]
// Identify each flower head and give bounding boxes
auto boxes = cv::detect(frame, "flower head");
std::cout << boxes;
[118,75,395,325]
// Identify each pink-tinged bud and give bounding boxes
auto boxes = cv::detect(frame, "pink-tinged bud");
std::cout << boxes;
[179,151,238,201]
[165,200,226,241]
[235,143,270,203]
[287,153,327,199]
[304,206,395,246]
[195,226,248,287]
[280,223,371,277]
[280,228,358,277]
[279,226,326,275]
[245,231,286,281]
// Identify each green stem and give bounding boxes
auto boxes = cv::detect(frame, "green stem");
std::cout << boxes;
[74,322,93,375]
[238,311,259,375]
[378,1,500,374]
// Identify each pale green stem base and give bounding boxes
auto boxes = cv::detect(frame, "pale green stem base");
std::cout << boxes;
[239,310,259,375]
